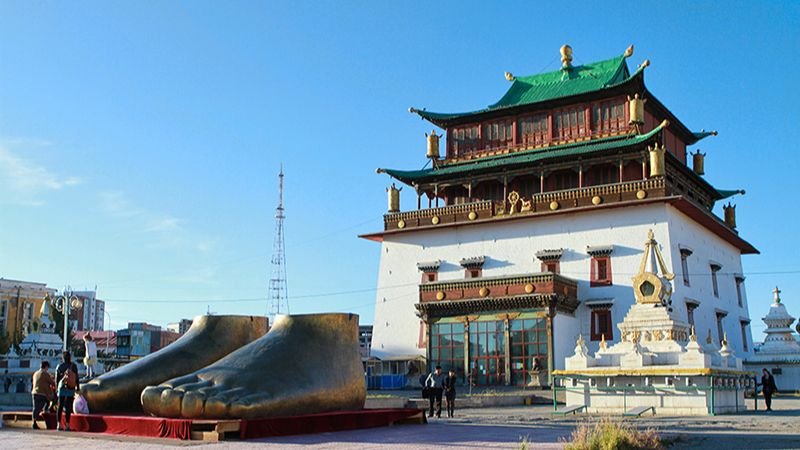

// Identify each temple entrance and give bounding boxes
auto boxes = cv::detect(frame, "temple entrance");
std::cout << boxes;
[469,320,505,385]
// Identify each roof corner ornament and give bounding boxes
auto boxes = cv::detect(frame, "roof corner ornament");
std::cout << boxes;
[628,93,646,131]
[723,203,737,229]
[504,71,515,82]
[560,44,573,69]
[648,143,665,178]
[387,183,402,213]
[691,149,706,175]
[638,59,651,70]
[425,130,442,161]
[624,44,634,58]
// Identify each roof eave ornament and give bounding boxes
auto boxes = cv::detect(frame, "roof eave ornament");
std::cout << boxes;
[624,44,634,58]
[560,44,573,69]
[504,71,515,82]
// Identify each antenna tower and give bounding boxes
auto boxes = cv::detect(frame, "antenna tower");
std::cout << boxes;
[268,166,289,322]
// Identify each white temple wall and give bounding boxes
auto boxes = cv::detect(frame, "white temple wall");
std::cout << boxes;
[664,207,753,358]
[370,203,753,364]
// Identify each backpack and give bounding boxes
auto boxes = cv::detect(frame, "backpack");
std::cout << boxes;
[62,367,77,390]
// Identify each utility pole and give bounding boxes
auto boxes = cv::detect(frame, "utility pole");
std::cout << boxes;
[268,166,289,324]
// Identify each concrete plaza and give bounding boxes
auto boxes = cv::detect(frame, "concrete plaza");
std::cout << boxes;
[1,397,799,449]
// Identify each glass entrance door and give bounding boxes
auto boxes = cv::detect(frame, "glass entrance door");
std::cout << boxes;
[468,320,505,385]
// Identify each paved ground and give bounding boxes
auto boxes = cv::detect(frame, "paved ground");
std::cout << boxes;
[2,397,799,449]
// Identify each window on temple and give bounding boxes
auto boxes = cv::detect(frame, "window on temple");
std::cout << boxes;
[460,256,485,279]
[417,261,440,284]
[590,309,613,341]
[551,169,578,191]
[484,119,513,150]
[735,276,745,307]
[588,246,613,286]
[716,312,726,345]
[469,320,505,385]
[449,125,480,157]
[710,263,722,297]
[519,114,548,147]
[587,164,618,186]
[740,321,749,352]
[686,301,699,328]
[509,318,548,386]
[592,100,626,135]
[680,248,692,286]
[536,248,563,274]
[430,321,466,384]
[553,107,586,140]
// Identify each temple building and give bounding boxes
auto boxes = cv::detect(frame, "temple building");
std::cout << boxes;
[362,45,757,387]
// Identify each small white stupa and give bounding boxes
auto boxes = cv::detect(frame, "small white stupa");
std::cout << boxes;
[744,287,800,392]
[19,299,64,359]
[556,230,748,415]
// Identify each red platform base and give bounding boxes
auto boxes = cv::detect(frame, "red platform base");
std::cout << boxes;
[36,408,425,440]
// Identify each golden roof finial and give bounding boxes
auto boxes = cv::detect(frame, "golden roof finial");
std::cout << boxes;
[624,44,634,58]
[504,71,515,82]
[560,44,573,68]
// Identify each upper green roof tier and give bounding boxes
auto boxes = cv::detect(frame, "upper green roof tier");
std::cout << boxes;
[409,52,644,126]
[379,121,666,185]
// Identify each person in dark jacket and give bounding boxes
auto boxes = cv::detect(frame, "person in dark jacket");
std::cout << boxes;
[55,351,80,431]
[425,366,445,418]
[761,368,778,411]
[443,368,458,418]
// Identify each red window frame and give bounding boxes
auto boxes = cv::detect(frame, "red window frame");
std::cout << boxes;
[590,309,613,341]
[465,268,482,279]
[421,271,438,284]
[519,114,549,147]
[483,119,514,151]
[540,261,560,274]
[590,256,612,286]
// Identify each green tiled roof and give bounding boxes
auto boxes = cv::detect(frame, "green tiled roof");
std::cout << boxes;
[716,189,745,200]
[411,54,643,126]
[378,123,666,185]
[692,130,718,143]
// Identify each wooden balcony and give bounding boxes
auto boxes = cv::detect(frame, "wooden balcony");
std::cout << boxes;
[383,178,668,232]
[416,272,579,318]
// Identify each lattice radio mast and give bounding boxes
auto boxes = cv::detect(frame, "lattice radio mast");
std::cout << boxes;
[268,166,289,322]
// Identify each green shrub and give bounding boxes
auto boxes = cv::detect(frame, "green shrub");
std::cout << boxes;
[563,418,663,450]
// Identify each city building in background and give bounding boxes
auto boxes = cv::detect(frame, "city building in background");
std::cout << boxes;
[116,322,180,359]
[166,318,193,335]
[72,290,105,331]
[0,278,56,348]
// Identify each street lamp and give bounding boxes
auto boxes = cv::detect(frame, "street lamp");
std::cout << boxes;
[104,310,112,355]
[45,291,82,352]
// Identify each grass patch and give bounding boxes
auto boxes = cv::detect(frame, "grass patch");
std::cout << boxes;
[561,418,664,450]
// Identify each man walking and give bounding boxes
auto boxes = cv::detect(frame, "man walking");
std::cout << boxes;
[31,361,55,430]
[425,365,445,418]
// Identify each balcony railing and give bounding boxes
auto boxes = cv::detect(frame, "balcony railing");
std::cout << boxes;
[383,178,668,232]
[417,272,580,316]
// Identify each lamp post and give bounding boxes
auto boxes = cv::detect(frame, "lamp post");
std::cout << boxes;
[104,311,112,355]
[45,290,82,352]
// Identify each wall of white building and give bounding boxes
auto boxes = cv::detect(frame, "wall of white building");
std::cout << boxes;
[370,202,754,366]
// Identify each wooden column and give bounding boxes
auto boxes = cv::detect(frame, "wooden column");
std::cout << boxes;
[434,185,439,208]
[578,163,584,188]
[463,318,470,385]
[540,170,545,193]
[503,176,508,212]
[618,159,624,183]
[504,317,512,386]
[546,305,556,387]
[641,155,647,180]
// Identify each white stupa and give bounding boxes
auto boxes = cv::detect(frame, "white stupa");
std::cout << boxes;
[19,299,64,358]
[744,287,800,392]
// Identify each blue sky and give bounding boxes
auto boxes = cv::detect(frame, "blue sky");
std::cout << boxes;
[1,1,798,339]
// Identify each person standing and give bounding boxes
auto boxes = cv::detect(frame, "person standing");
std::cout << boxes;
[425,365,446,418]
[761,368,778,411]
[83,334,98,378]
[443,368,458,418]
[31,361,55,430]
[55,351,80,431]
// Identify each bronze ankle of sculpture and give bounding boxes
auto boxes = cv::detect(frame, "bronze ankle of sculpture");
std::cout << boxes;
[140,313,366,419]
[82,315,268,412]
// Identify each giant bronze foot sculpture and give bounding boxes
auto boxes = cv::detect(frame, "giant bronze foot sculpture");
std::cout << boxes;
[141,313,366,419]
[82,315,268,412]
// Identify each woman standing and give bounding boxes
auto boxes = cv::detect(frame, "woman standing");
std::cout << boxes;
[443,368,458,418]
[761,368,778,411]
